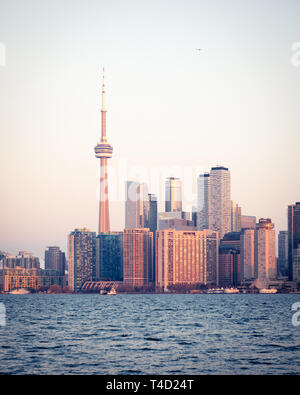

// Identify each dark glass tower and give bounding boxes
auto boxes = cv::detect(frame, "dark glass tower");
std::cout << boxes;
[288,202,300,280]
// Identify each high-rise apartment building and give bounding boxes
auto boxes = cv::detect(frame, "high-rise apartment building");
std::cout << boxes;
[210,166,231,239]
[96,232,123,281]
[254,219,277,286]
[68,228,96,292]
[165,177,182,212]
[240,228,255,281]
[197,173,210,230]
[288,202,300,281]
[123,228,153,288]
[278,230,288,276]
[156,229,219,291]
[45,247,66,276]
[1,251,40,269]
[231,201,242,232]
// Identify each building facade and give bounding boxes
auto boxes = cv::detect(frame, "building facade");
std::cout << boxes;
[278,230,288,276]
[68,228,96,293]
[0,268,63,292]
[288,202,300,280]
[240,228,255,281]
[122,228,153,288]
[209,166,231,239]
[165,177,182,212]
[241,215,257,230]
[125,181,149,228]
[45,246,66,276]
[156,229,219,291]
[219,232,241,287]
[254,219,277,286]
[1,251,40,269]
[231,201,242,232]
[197,173,211,230]
[96,232,123,281]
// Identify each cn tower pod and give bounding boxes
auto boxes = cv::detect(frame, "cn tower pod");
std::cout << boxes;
[95,142,113,159]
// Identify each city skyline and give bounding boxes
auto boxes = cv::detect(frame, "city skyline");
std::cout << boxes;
[0,0,300,261]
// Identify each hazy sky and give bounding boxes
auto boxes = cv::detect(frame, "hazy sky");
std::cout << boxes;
[0,0,299,262]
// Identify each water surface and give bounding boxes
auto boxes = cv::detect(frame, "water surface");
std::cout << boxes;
[0,294,299,374]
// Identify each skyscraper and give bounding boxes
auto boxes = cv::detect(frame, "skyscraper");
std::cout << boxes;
[165,177,182,212]
[231,201,242,232]
[125,181,148,228]
[68,228,96,293]
[45,246,66,276]
[95,69,113,234]
[145,194,158,235]
[254,219,277,286]
[197,173,211,230]
[156,229,219,291]
[123,228,153,288]
[210,166,231,239]
[278,230,288,276]
[288,202,300,281]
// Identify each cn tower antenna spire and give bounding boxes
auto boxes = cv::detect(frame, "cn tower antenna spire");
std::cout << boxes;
[95,67,113,234]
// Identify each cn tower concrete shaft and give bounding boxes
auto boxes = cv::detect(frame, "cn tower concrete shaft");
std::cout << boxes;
[94,69,113,234]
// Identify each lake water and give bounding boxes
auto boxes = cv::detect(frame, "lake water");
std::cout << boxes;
[0,294,299,375]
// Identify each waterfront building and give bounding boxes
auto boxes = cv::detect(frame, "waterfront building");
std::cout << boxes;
[254,219,277,285]
[288,202,300,280]
[96,232,123,281]
[219,232,241,287]
[67,228,96,293]
[209,166,231,239]
[0,267,63,292]
[165,177,182,212]
[122,228,153,288]
[156,229,219,291]
[45,246,66,276]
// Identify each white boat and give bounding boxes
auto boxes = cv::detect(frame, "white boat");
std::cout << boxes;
[259,288,277,294]
[206,288,225,294]
[9,288,31,295]
[107,287,117,295]
[224,288,240,294]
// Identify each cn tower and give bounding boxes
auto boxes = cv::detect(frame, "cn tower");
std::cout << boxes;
[95,68,113,234]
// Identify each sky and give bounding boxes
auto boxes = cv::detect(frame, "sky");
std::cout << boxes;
[0,0,299,263]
